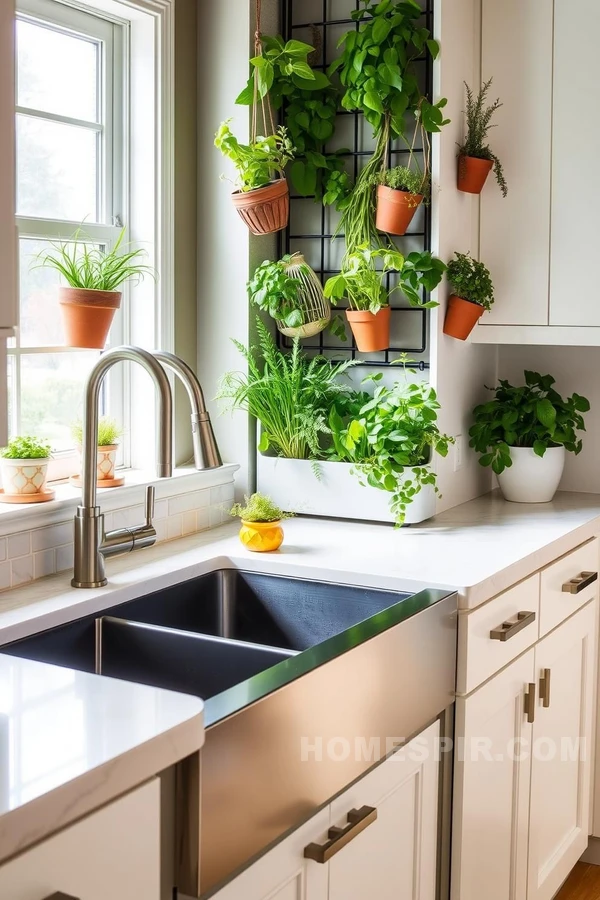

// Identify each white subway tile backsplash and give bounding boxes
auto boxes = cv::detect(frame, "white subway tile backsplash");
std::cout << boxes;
[197,507,210,531]
[11,555,33,587]
[168,490,210,516]
[0,562,10,590]
[55,544,74,573]
[154,499,168,520]
[0,539,6,563]
[182,511,196,536]
[8,532,30,560]
[34,549,55,580]
[167,515,183,540]
[31,522,72,553]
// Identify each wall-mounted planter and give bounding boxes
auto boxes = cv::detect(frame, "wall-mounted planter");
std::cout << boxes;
[59,287,121,350]
[375,185,423,236]
[496,446,565,503]
[231,178,289,235]
[443,295,484,341]
[346,307,390,352]
[457,156,493,194]
[257,456,436,526]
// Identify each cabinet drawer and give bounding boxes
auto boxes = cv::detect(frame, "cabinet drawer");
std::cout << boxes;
[0,780,161,900]
[457,574,540,694]
[540,539,599,637]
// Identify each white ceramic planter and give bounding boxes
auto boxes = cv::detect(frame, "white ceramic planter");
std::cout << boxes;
[257,456,436,525]
[96,444,118,481]
[0,457,50,495]
[496,446,565,503]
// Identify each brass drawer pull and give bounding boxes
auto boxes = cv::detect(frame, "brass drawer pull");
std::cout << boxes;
[304,805,377,863]
[490,610,536,642]
[562,571,598,594]
[539,668,551,708]
[525,683,536,724]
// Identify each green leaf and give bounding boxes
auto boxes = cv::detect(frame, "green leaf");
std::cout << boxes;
[284,39,315,58]
[372,17,392,44]
[536,398,557,429]
[533,440,547,457]
[290,160,317,196]
[363,91,384,114]
[257,432,270,453]
[291,60,315,81]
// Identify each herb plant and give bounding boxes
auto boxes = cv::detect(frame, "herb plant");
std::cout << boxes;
[247,258,303,330]
[324,245,446,313]
[214,121,294,192]
[447,252,494,310]
[469,371,590,475]
[0,436,52,459]
[230,493,293,523]
[71,417,122,448]
[458,79,508,197]
[36,228,155,292]
[327,368,452,525]
[219,319,356,459]
[374,165,431,203]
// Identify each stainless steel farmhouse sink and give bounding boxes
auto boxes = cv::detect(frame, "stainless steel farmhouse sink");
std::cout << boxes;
[2,568,457,895]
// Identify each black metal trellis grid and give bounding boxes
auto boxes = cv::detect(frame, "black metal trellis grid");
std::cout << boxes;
[278,0,434,369]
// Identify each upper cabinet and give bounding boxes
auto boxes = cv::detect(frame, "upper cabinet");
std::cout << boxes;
[474,0,600,345]
[0,0,17,332]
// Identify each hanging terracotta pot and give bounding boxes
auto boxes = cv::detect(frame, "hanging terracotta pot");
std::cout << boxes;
[231,178,289,235]
[443,294,484,341]
[375,185,423,236]
[457,156,493,194]
[346,307,391,352]
[59,287,121,350]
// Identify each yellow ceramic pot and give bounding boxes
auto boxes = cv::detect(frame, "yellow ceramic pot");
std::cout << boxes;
[239,519,284,552]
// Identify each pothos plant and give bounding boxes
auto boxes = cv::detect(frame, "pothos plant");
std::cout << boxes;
[327,365,453,525]
[214,120,294,192]
[329,0,450,252]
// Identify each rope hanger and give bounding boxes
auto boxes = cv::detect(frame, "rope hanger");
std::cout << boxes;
[251,0,276,143]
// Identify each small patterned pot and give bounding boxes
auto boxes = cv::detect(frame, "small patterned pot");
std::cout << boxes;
[0,457,50,495]
[96,444,118,481]
[239,519,284,552]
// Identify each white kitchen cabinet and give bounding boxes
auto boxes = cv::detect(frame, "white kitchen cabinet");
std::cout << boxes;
[211,721,440,900]
[0,780,161,900]
[0,0,18,332]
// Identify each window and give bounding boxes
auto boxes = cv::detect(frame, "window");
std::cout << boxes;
[12,0,126,469]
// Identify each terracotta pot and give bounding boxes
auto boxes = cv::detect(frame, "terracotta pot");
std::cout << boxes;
[375,185,423,235]
[0,457,50,494]
[59,287,121,350]
[346,307,391,352]
[443,294,484,341]
[457,156,493,194]
[231,179,289,235]
[239,519,284,552]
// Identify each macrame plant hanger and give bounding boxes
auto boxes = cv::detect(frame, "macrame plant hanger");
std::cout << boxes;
[251,0,276,144]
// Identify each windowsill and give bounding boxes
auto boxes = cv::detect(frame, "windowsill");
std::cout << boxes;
[0,463,239,537]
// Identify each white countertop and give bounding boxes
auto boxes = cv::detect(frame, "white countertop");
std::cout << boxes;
[0,653,204,864]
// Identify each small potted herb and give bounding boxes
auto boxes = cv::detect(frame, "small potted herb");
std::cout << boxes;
[324,245,445,352]
[469,371,590,503]
[248,254,331,339]
[72,416,123,486]
[214,120,295,235]
[373,165,431,236]
[457,79,508,197]
[36,228,155,350]
[0,436,52,499]
[443,252,494,341]
[230,492,293,552]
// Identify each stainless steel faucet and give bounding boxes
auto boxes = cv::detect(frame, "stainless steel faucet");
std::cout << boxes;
[72,346,173,589]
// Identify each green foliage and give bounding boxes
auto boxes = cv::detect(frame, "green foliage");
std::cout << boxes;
[214,121,294,192]
[469,371,590,475]
[324,244,446,313]
[458,79,508,198]
[374,165,431,201]
[71,416,122,448]
[35,228,155,292]
[218,319,356,460]
[0,435,52,459]
[446,252,494,310]
[247,257,303,329]
[230,493,293,523]
[327,369,453,525]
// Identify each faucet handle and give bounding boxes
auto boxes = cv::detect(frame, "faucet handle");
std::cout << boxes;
[145,485,155,526]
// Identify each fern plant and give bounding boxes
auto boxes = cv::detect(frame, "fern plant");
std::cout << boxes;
[71,416,122,447]
[458,79,508,197]
[230,493,293,523]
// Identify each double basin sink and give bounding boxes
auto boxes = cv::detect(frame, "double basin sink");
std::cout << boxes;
[3,567,457,894]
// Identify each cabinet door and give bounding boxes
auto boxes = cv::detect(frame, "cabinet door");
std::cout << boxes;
[528,602,597,900]
[0,0,17,331]
[0,780,161,900]
[327,721,440,900]
[208,808,329,900]
[452,650,534,900]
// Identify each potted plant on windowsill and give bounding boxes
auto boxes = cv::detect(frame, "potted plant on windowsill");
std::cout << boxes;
[443,251,494,341]
[71,416,123,488]
[0,436,52,502]
[230,492,293,552]
[35,227,156,350]
[324,245,445,353]
[373,165,431,237]
[457,79,508,196]
[469,371,590,503]
[214,120,294,235]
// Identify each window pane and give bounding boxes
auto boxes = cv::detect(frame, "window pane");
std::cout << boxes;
[17,115,98,221]
[19,352,100,450]
[19,238,64,347]
[17,19,99,122]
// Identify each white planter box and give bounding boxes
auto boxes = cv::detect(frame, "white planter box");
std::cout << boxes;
[257,456,436,525]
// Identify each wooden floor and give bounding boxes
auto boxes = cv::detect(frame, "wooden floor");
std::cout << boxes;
[557,864,600,899]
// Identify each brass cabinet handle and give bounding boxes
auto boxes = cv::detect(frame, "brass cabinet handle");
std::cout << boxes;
[524,683,536,724]
[304,805,377,863]
[490,610,536,642]
[562,571,598,594]
[539,668,551,708]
